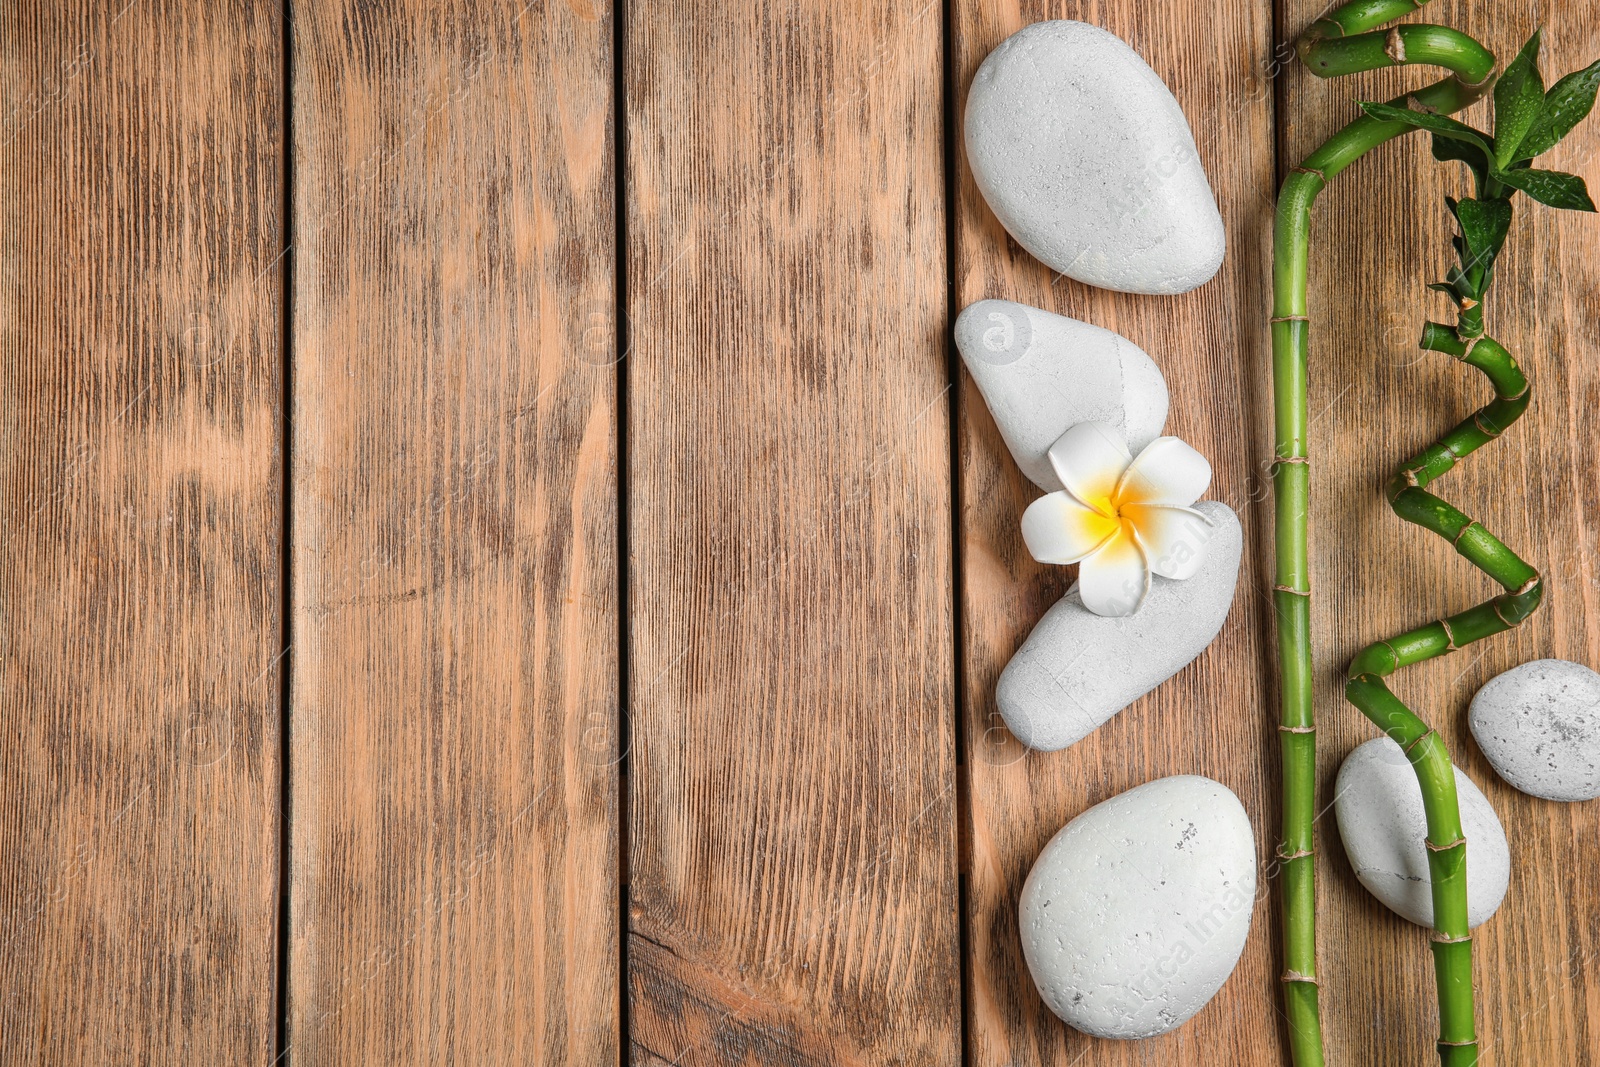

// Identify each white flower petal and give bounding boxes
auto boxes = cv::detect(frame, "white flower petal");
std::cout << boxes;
[1021,492,1120,564]
[1047,422,1133,514]
[1115,436,1212,508]
[1126,503,1214,580]
[1077,529,1150,617]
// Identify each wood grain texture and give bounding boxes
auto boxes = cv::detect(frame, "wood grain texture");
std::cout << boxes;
[624,0,960,1062]
[287,1,618,1062]
[951,2,1283,1064]
[0,1,284,1062]
[1282,2,1600,1062]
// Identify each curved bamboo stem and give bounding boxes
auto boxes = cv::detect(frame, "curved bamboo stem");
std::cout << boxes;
[1345,329,1539,1067]
[1272,3,1496,1064]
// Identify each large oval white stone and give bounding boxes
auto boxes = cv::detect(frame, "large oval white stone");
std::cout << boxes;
[1334,737,1510,929]
[1469,658,1600,801]
[997,501,1240,752]
[964,20,1226,294]
[1020,775,1257,1039]
[955,299,1168,490]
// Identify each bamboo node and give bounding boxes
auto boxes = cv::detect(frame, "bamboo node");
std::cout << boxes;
[1515,574,1541,596]
[1431,931,1473,944]
[1274,584,1310,597]
[1274,455,1309,466]
[1440,617,1459,651]
[1278,724,1315,734]
[1270,314,1310,323]
[1426,835,1466,852]
[1403,729,1438,756]
[1384,27,1407,63]
[1493,597,1518,626]
[1438,1039,1480,1048]
[1292,165,1327,181]
[1452,521,1482,547]
[1280,971,1319,985]
[1472,410,1504,438]
[1276,846,1313,861]
[1506,382,1531,401]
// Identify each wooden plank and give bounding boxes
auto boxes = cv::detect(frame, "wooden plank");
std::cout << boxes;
[623,1,960,1062]
[1281,2,1600,1063]
[0,2,284,1061]
[286,1,618,1062]
[951,2,1282,1064]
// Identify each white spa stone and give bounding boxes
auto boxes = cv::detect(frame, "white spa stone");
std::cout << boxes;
[1019,775,1256,1039]
[964,20,1226,294]
[996,500,1239,752]
[954,299,1168,490]
[1469,659,1600,802]
[1334,737,1510,929]
[960,20,1222,294]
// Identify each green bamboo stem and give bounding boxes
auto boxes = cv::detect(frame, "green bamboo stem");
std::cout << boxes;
[1345,328,1540,1067]
[1272,4,1496,1064]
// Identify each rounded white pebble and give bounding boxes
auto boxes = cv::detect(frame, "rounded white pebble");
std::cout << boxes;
[964,21,1226,294]
[997,501,1240,752]
[1334,737,1510,929]
[1019,775,1257,1039]
[1469,658,1600,801]
[954,299,1168,490]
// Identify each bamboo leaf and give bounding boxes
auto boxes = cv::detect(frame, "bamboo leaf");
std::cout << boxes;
[1361,101,1494,156]
[1493,30,1545,168]
[1453,197,1514,277]
[1517,58,1600,160]
[1432,134,1490,191]
[1494,167,1597,211]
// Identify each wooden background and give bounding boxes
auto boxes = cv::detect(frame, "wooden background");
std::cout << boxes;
[4,0,1599,1063]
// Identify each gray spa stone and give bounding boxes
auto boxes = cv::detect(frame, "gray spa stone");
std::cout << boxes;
[1019,775,1256,1039]
[964,20,1226,294]
[1334,737,1510,929]
[1469,658,1600,802]
[955,299,1169,490]
[997,500,1240,752]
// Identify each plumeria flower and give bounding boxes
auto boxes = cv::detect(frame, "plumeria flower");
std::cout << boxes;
[1021,422,1215,618]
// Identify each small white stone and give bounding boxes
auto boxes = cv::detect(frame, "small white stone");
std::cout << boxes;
[964,20,1226,295]
[955,299,1168,490]
[997,501,1239,752]
[1334,737,1510,929]
[1469,659,1600,802]
[1020,775,1256,1039]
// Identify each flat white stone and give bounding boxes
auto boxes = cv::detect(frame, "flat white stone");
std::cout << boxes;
[964,20,1226,295]
[1469,658,1600,801]
[1334,737,1510,929]
[997,501,1239,752]
[955,299,1168,490]
[1019,775,1256,1039]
